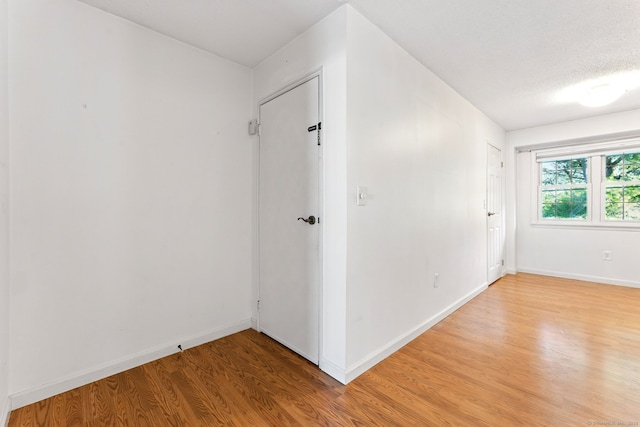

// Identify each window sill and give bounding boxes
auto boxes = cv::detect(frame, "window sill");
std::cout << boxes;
[531,221,640,231]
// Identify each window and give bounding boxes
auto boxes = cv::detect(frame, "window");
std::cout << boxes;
[532,139,640,228]
[603,152,640,220]
[540,158,588,219]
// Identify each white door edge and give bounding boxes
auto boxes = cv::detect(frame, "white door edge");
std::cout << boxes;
[256,70,323,364]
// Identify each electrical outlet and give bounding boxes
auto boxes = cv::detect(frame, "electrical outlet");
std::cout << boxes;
[603,251,612,261]
[434,273,439,288]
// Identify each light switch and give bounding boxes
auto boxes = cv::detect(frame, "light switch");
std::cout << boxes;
[357,186,368,206]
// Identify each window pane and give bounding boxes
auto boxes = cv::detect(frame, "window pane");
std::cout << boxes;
[541,190,556,204]
[605,203,623,220]
[542,204,555,218]
[607,154,623,165]
[605,187,623,203]
[624,203,640,220]
[557,169,571,184]
[541,162,556,185]
[573,188,587,203]
[625,186,640,203]
[541,170,556,185]
[571,168,587,184]
[556,189,571,203]
[538,157,589,221]
[541,161,556,173]
[605,165,613,180]
[556,203,571,218]
[571,159,587,168]
[624,164,640,181]
[570,204,587,219]
[606,165,623,181]
[624,153,640,164]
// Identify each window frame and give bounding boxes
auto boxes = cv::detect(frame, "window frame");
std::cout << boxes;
[530,138,640,230]
[601,152,640,223]
[538,157,591,222]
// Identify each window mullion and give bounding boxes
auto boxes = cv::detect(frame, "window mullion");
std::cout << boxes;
[591,155,602,224]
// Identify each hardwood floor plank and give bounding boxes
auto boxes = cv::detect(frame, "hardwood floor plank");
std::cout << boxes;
[201,337,305,426]
[62,387,85,427]
[142,357,202,424]
[9,273,640,426]
[180,345,267,426]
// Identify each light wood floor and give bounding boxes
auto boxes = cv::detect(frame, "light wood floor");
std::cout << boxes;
[9,273,640,426]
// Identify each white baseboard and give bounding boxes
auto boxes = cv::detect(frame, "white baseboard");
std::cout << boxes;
[343,283,488,384]
[251,317,258,330]
[1,396,10,427]
[319,358,347,385]
[10,319,251,409]
[517,268,640,289]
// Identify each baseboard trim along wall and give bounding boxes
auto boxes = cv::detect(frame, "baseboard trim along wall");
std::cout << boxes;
[343,283,488,384]
[10,319,252,410]
[517,268,640,289]
[319,358,347,385]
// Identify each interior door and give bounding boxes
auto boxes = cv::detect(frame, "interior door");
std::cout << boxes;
[258,76,320,364]
[487,144,504,284]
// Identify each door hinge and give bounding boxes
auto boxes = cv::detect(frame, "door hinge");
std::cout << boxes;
[257,123,261,136]
[257,300,261,311]
[501,161,504,167]
[501,260,504,266]
[248,119,258,135]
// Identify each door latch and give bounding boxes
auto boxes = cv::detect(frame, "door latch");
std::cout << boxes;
[297,215,316,225]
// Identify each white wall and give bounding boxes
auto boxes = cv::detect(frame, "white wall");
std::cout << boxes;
[344,8,505,376]
[253,5,506,383]
[507,109,640,287]
[252,7,348,380]
[9,0,253,405]
[0,0,10,422]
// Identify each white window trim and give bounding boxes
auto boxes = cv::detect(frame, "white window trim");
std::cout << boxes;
[530,140,640,231]
[600,153,640,224]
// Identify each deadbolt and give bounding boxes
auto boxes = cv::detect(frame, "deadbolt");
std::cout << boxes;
[297,215,316,225]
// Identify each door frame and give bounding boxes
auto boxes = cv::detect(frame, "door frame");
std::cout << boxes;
[486,141,505,284]
[256,70,324,363]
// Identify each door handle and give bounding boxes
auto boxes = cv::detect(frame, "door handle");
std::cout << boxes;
[488,212,496,217]
[297,215,316,225]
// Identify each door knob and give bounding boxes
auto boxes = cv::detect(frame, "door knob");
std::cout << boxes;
[488,212,496,217]
[297,215,316,225]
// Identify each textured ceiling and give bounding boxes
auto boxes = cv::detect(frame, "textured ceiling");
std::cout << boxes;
[77,0,640,131]
[347,0,640,130]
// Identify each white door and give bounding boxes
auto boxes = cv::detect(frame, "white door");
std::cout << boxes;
[487,144,504,284]
[258,76,320,364]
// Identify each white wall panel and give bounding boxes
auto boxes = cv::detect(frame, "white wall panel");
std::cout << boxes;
[0,0,10,422]
[345,8,505,371]
[9,0,253,400]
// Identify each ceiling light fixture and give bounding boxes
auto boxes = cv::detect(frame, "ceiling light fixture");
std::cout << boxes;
[555,70,640,108]
[579,83,626,107]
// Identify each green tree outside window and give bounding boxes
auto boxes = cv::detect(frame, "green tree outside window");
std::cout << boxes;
[540,158,588,220]
[604,152,640,220]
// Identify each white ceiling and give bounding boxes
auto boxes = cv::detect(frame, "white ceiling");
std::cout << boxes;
[77,0,640,131]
